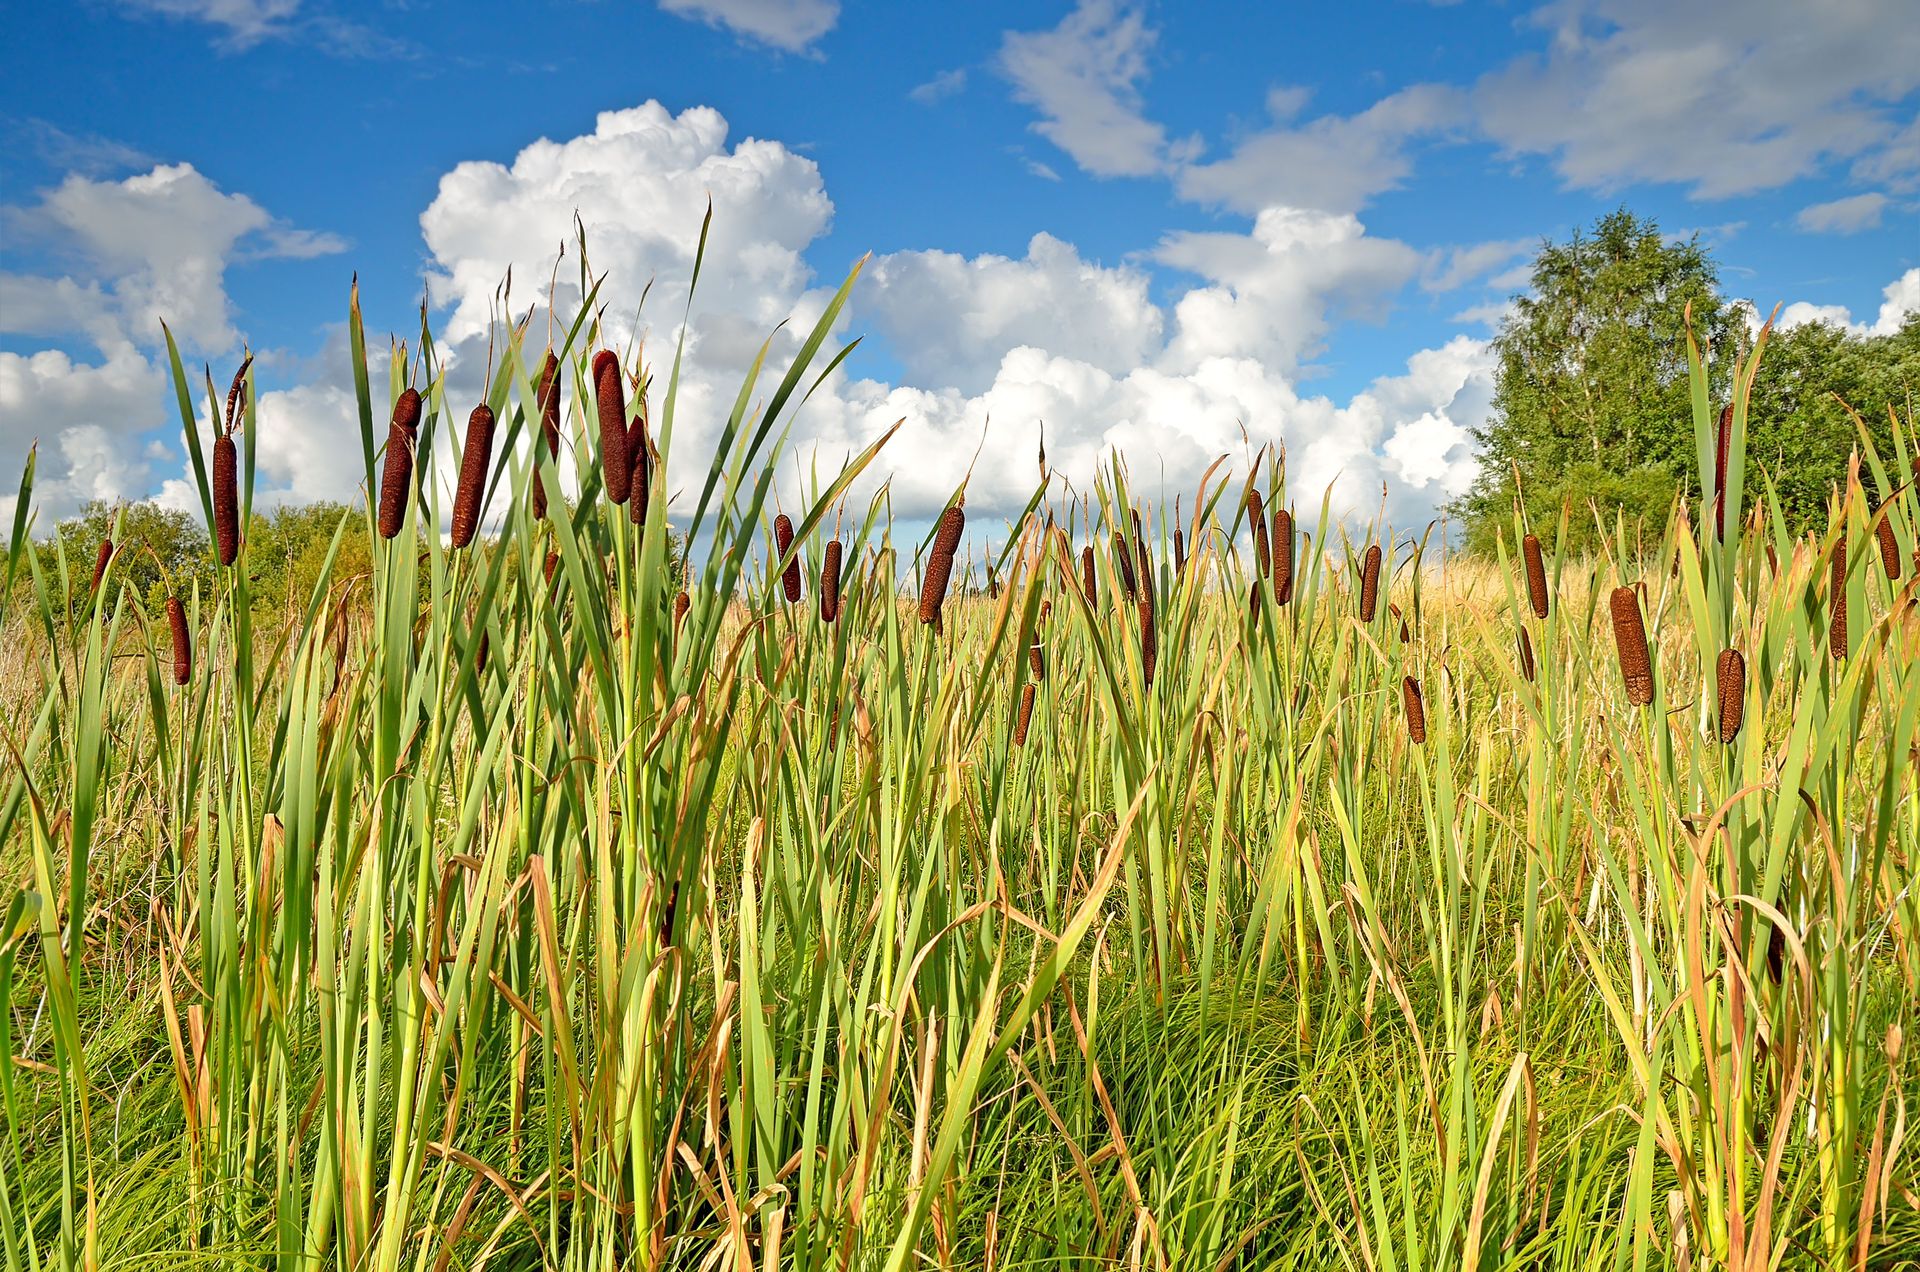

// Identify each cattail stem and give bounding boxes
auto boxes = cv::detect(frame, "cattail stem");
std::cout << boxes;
[1610,585,1654,706]
[451,403,495,549]
[920,503,964,625]
[1522,534,1549,619]
[377,388,422,540]
[1713,403,1732,541]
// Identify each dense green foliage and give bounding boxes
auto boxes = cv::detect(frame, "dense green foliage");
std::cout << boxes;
[1457,208,1918,552]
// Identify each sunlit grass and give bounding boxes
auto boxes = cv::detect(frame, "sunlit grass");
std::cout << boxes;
[1,243,1915,1270]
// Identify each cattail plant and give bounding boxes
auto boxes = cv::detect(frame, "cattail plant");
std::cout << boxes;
[1516,626,1535,683]
[1876,503,1902,579]
[1248,488,1270,577]
[1715,648,1745,743]
[658,880,679,950]
[1113,531,1137,601]
[820,538,843,623]
[1013,680,1037,747]
[1273,508,1293,605]
[1402,675,1427,744]
[593,350,632,505]
[533,351,560,520]
[212,358,248,567]
[167,595,191,685]
[1829,540,1848,660]
[377,388,422,540]
[1713,402,1732,540]
[91,538,113,594]
[920,502,964,625]
[1522,533,1549,619]
[1359,543,1382,622]
[775,514,802,603]
[1610,585,1654,706]
[1174,525,1186,577]
[1139,594,1156,688]
[451,403,495,550]
[629,417,651,525]
[1081,545,1096,603]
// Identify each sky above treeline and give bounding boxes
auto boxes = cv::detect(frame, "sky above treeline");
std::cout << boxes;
[2,0,1916,532]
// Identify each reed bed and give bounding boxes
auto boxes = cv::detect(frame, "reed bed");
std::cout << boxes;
[0,267,1915,1271]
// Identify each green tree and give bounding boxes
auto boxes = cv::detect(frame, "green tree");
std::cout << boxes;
[35,500,213,614]
[1455,209,1737,554]
[1744,312,1920,530]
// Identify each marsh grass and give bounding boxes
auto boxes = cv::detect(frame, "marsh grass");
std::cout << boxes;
[0,257,1916,1271]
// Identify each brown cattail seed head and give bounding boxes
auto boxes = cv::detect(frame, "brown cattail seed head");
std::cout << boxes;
[1516,626,1535,682]
[1402,675,1427,744]
[1610,585,1654,706]
[377,388,421,540]
[673,589,690,630]
[544,549,559,586]
[91,538,113,593]
[451,403,495,550]
[1875,504,1901,579]
[628,418,651,525]
[592,350,631,505]
[820,538,843,623]
[1522,534,1549,619]
[1273,508,1294,604]
[920,503,964,625]
[474,628,490,675]
[1359,544,1382,622]
[167,595,191,685]
[1029,635,1046,681]
[534,352,560,520]
[1081,545,1097,603]
[775,514,802,603]
[213,433,240,565]
[1248,578,1263,628]
[1829,541,1847,660]
[1013,680,1037,747]
[1174,526,1186,576]
[1248,488,1269,577]
[1113,531,1137,601]
[1715,647,1745,744]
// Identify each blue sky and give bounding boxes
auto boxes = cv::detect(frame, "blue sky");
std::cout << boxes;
[3,0,1916,527]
